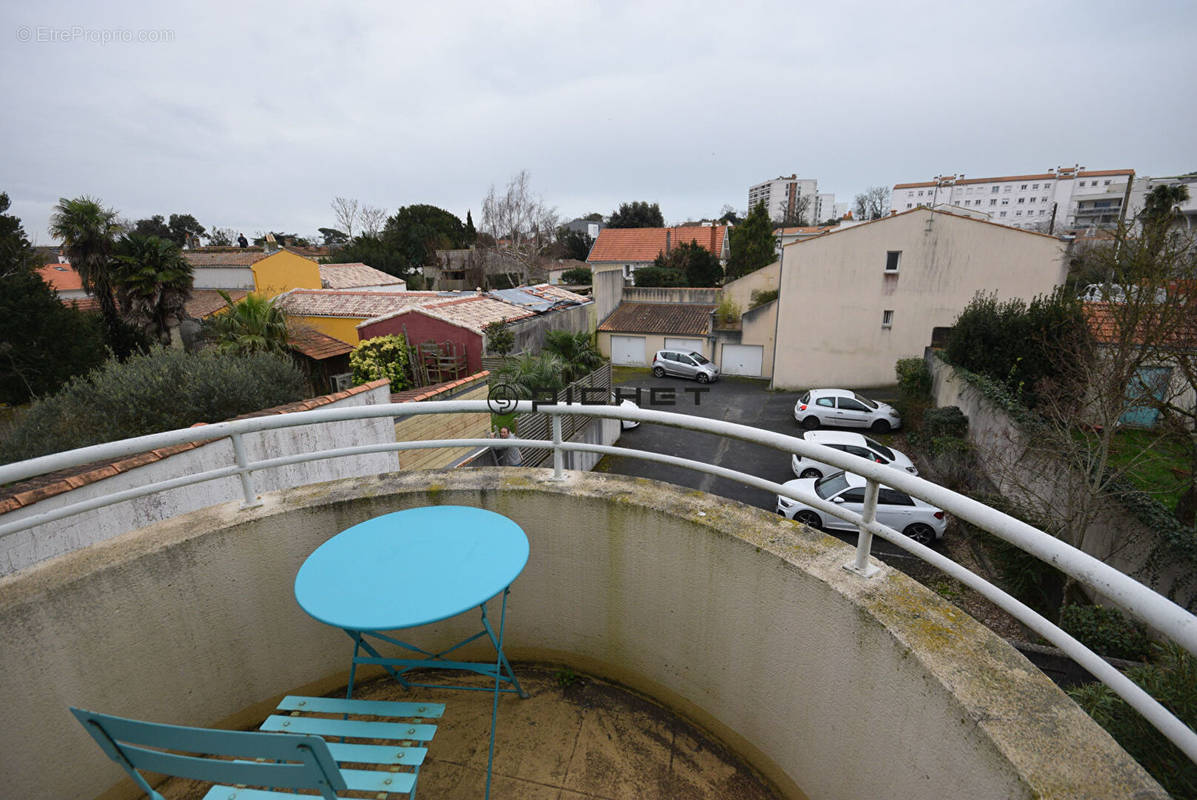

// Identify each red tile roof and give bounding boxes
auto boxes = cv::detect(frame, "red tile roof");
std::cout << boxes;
[275,290,446,318]
[185,289,249,319]
[319,263,404,289]
[183,250,274,267]
[288,325,355,360]
[65,297,101,312]
[588,226,728,263]
[1085,297,1197,348]
[598,302,715,335]
[37,263,83,292]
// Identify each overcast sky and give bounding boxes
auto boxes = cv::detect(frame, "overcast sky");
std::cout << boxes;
[4,0,1195,244]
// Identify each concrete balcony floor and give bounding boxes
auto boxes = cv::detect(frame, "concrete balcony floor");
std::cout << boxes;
[159,664,783,800]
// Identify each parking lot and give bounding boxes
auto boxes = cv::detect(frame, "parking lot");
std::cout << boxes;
[598,370,923,565]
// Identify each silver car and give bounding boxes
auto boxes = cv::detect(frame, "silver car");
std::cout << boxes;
[651,349,719,383]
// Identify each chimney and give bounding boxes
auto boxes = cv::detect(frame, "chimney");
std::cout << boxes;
[710,225,717,253]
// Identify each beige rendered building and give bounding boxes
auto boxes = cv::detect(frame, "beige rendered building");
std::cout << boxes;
[765,207,1067,389]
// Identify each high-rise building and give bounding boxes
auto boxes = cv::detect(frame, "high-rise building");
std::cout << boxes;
[890,167,1140,231]
[748,175,824,224]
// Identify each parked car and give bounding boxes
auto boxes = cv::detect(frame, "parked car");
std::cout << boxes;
[790,430,918,479]
[612,392,640,430]
[776,471,945,544]
[651,350,719,383]
[792,388,902,432]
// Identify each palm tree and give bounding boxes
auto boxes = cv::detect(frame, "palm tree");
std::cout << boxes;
[495,352,566,398]
[543,330,604,383]
[111,234,194,346]
[49,196,125,351]
[206,291,290,355]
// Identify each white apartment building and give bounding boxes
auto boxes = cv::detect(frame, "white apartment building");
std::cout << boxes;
[890,167,1142,232]
[748,174,822,224]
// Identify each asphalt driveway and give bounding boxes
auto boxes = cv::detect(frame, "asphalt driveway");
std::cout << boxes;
[598,370,920,563]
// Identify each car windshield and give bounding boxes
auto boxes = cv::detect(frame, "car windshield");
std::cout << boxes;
[689,352,710,364]
[814,471,849,500]
[863,436,894,459]
[852,393,879,409]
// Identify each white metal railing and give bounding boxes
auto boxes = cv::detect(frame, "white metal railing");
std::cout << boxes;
[1,399,1195,761]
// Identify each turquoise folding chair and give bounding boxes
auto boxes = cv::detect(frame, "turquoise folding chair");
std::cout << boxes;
[71,695,444,799]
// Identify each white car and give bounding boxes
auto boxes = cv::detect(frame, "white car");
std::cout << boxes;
[793,388,902,433]
[612,392,640,430]
[790,431,918,479]
[775,471,946,545]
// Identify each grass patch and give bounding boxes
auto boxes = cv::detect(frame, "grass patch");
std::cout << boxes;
[1105,428,1191,511]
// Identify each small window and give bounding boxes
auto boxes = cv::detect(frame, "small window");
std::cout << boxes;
[1001,198,1009,205]
[1017,197,1025,204]
[1000,211,1007,217]
[1020,184,1027,189]
[989,199,997,206]
[815,397,835,408]
[1004,186,1012,193]
[1032,183,1039,189]
[1015,211,1022,216]
[882,309,894,328]
[1104,180,1111,186]
[884,251,901,272]
[906,203,912,209]
[991,186,1000,194]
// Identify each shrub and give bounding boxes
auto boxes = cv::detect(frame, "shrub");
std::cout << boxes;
[632,266,686,287]
[1059,604,1151,661]
[923,405,968,441]
[748,288,778,308]
[560,267,592,284]
[895,357,931,401]
[0,347,306,464]
[1069,643,1197,798]
[350,335,411,389]
[715,296,741,327]
[483,320,514,357]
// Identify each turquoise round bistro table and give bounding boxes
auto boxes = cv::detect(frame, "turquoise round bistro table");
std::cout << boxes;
[294,505,530,799]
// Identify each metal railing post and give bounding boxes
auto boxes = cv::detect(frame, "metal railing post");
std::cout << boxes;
[231,433,262,508]
[845,478,880,577]
[550,415,565,479]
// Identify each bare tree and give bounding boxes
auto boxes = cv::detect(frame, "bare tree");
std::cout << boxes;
[360,206,387,237]
[480,170,558,287]
[853,186,891,220]
[774,194,812,227]
[331,197,360,240]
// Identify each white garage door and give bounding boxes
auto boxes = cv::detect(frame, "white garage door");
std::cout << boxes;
[665,337,704,354]
[721,344,764,376]
[610,335,647,366]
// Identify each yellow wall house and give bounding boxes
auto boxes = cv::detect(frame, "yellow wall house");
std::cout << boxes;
[251,250,323,297]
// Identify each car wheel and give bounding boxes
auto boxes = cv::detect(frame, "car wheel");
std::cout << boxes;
[795,510,821,529]
[904,523,935,545]
[652,366,665,378]
[696,372,710,384]
[870,419,891,434]
[801,415,820,430]
[800,468,822,479]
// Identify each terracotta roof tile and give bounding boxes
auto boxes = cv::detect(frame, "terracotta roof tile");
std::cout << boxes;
[319,263,405,289]
[287,325,355,360]
[275,289,447,319]
[37,263,83,291]
[183,250,273,267]
[598,302,715,336]
[185,289,249,319]
[588,226,728,263]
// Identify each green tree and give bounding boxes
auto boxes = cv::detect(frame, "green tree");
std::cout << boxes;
[50,196,129,354]
[132,214,172,240]
[557,227,594,261]
[608,201,664,228]
[631,265,685,287]
[382,204,471,275]
[483,320,514,356]
[653,239,722,286]
[349,334,411,389]
[1141,183,1190,225]
[111,234,194,346]
[494,351,566,397]
[543,330,604,382]
[318,227,348,246]
[167,214,206,247]
[205,291,290,355]
[465,210,477,242]
[560,266,592,284]
[0,192,107,404]
[725,201,775,280]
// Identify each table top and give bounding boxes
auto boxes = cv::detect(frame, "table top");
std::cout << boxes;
[294,506,529,631]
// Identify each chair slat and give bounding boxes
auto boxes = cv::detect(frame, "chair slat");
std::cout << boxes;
[125,745,325,790]
[277,695,444,719]
[261,714,437,742]
[341,767,417,794]
[200,787,314,799]
[325,741,428,766]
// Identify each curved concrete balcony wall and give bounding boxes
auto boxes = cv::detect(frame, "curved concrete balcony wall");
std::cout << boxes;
[0,469,1161,800]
